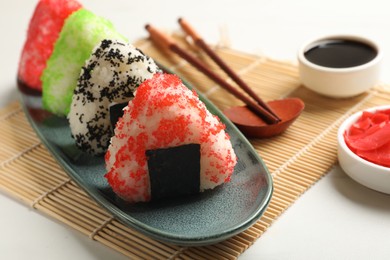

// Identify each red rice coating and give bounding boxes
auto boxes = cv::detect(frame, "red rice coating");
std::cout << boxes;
[18,0,82,90]
[105,73,237,202]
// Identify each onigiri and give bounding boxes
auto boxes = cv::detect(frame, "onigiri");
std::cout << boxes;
[105,73,237,203]
[68,39,161,155]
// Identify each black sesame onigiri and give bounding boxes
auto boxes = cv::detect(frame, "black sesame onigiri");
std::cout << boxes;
[68,39,161,155]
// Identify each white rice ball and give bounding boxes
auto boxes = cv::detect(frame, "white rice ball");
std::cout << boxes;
[68,39,161,155]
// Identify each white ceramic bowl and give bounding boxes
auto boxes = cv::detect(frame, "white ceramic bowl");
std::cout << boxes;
[298,35,382,98]
[337,105,390,194]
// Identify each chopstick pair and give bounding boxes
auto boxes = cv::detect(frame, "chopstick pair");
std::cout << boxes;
[145,19,281,124]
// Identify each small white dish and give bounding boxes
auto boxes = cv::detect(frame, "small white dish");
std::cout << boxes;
[337,105,390,194]
[298,34,382,98]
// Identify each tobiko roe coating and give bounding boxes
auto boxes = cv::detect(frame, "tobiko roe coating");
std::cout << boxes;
[68,39,161,155]
[18,0,82,91]
[41,9,126,116]
[105,73,237,203]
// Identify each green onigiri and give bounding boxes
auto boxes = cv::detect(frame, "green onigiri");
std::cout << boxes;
[41,8,125,116]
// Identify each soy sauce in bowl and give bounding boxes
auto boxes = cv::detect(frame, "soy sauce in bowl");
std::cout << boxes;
[304,39,378,68]
[298,35,382,98]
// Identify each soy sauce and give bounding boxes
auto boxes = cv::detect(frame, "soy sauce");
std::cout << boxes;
[304,39,377,68]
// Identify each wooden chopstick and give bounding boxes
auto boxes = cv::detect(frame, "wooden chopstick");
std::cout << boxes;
[145,24,280,125]
[178,18,280,121]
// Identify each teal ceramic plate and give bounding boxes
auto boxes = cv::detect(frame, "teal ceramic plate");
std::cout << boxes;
[18,73,273,246]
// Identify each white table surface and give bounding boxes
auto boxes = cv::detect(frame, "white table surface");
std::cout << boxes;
[1,0,390,259]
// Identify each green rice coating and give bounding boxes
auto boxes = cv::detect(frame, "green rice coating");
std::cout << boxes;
[41,8,125,116]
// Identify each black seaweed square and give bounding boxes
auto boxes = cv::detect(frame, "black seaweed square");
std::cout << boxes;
[109,102,128,130]
[146,143,200,201]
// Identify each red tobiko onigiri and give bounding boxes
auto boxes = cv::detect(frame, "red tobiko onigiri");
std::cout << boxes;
[105,73,237,203]
[18,0,82,91]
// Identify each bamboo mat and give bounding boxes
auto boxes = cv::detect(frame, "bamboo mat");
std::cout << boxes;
[1,34,390,259]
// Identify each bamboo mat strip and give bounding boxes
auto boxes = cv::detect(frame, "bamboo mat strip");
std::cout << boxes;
[0,35,390,259]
